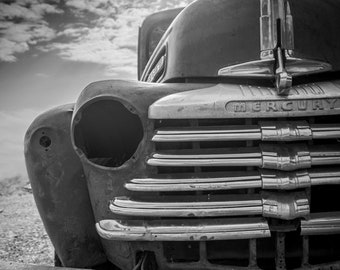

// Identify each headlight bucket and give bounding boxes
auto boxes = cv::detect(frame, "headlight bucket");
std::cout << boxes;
[72,98,144,168]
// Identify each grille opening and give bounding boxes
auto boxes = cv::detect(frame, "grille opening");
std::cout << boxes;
[207,239,249,266]
[148,114,340,268]
[157,166,195,174]
[73,99,143,167]
[285,231,303,269]
[200,141,247,149]
[310,184,340,213]
[309,235,340,264]
[154,119,192,129]
[163,242,199,262]
[201,166,254,172]
[154,116,339,130]
[155,141,192,151]
[157,166,255,174]
[257,237,276,270]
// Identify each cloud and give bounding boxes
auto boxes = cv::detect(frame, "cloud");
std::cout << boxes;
[0,0,194,75]
[0,0,63,62]
[0,2,63,21]
[43,0,193,77]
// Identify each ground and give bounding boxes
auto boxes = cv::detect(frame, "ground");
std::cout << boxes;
[0,176,54,265]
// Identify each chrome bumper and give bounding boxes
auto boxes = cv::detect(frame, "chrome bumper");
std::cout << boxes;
[97,212,340,242]
[96,217,271,241]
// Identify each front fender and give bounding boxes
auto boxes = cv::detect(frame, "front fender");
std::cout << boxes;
[24,104,106,268]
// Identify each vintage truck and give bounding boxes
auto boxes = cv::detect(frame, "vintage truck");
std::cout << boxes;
[24,0,340,269]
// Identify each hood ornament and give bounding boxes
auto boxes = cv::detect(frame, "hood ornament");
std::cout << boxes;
[218,0,332,95]
[262,0,293,95]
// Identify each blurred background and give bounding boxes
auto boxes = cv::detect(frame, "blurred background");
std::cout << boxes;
[0,0,193,183]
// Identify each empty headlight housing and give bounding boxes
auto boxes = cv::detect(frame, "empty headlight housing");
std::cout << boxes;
[72,98,143,168]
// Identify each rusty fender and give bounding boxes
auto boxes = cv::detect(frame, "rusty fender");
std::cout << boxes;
[24,104,106,268]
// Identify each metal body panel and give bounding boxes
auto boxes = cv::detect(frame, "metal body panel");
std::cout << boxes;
[24,104,106,268]
[70,80,214,270]
[149,80,340,119]
[142,0,340,81]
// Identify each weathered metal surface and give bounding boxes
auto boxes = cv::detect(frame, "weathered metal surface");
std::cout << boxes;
[125,168,340,192]
[69,80,215,270]
[138,8,182,79]
[152,121,340,142]
[96,217,270,241]
[109,192,309,220]
[147,144,340,170]
[260,144,312,171]
[294,261,340,270]
[0,261,92,270]
[110,195,263,217]
[260,0,294,53]
[148,81,340,119]
[126,171,262,191]
[141,0,340,82]
[275,232,286,270]
[24,104,106,268]
[301,212,340,235]
[262,191,309,220]
[260,169,311,190]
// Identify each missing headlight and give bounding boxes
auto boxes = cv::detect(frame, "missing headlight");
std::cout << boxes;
[73,99,143,167]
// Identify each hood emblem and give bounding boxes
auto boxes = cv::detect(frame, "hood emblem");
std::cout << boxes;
[218,0,332,95]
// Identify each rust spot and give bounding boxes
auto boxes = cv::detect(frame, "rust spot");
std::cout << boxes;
[39,135,51,148]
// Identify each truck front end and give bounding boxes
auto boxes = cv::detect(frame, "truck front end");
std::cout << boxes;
[25,0,340,269]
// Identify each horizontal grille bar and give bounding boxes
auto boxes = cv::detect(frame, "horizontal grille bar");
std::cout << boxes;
[96,217,271,241]
[125,168,340,192]
[152,121,340,142]
[301,212,340,235]
[110,192,309,220]
[147,144,340,170]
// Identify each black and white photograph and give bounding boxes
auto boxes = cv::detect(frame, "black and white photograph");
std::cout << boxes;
[1,0,340,269]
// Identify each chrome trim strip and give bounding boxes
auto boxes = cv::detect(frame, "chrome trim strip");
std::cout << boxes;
[110,196,262,217]
[301,212,340,235]
[126,173,262,192]
[126,169,340,192]
[153,126,261,142]
[152,122,340,142]
[147,144,340,170]
[110,192,309,220]
[262,191,310,220]
[96,217,271,241]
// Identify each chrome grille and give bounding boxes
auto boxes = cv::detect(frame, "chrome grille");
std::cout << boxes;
[115,116,340,222]
[103,115,340,268]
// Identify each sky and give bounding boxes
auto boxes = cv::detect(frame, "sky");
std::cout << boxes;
[0,0,193,180]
